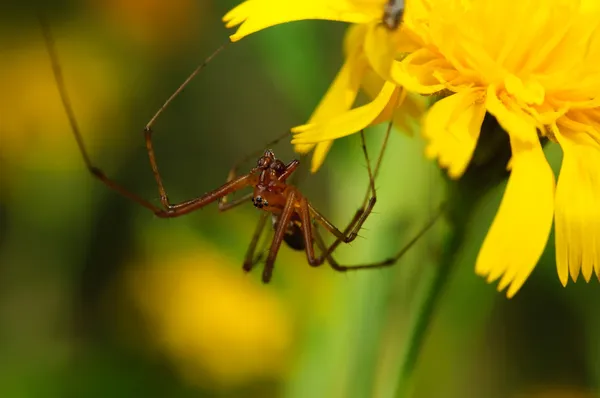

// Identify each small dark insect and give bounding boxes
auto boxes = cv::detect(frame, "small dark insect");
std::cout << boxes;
[383,0,404,30]
[40,17,441,283]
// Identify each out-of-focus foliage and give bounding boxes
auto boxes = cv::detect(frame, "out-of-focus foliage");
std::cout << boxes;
[0,1,599,398]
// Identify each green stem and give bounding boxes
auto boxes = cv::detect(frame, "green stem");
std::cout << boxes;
[395,175,479,398]
[396,222,464,397]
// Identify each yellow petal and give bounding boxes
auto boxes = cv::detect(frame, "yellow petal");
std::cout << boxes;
[307,25,367,124]
[343,21,369,57]
[360,62,386,100]
[485,85,541,145]
[363,22,395,81]
[475,137,555,298]
[422,88,486,178]
[223,0,380,42]
[504,74,545,106]
[291,24,368,170]
[309,141,334,173]
[401,0,432,43]
[553,123,600,285]
[294,142,316,154]
[363,22,423,82]
[389,48,447,94]
[370,86,405,125]
[361,64,425,136]
[291,80,399,144]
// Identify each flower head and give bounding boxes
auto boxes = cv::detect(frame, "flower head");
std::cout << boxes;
[389,0,600,296]
[224,0,424,171]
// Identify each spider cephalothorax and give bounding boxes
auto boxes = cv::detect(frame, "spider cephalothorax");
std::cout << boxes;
[251,150,298,213]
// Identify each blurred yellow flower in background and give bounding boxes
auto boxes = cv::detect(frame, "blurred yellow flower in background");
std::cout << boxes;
[0,31,120,171]
[126,245,293,387]
[224,0,425,172]
[88,0,207,53]
[387,0,600,296]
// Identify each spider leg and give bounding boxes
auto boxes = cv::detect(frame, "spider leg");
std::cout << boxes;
[297,196,325,267]
[262,190,297,283]
[242,212,269,272]
[310,123,393,262]
[41,18,253,218]
[144,43,228,130]
[40,18,163,213]
[278,159,300,181]
[143,112,258,216]
[217,192,253,212]
[248,222,274,270]
[361,120,393,207]
[314,206,444,271]
[312,224,337,264]
[312,118,444,271]
[308,129,377,242]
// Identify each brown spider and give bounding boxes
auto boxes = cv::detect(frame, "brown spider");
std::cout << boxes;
[41,18,441,283]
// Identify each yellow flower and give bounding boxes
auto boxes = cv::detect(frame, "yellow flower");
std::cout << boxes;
[224,0,424,171]
[388,0,600,296]
[0,29,121,171]
[127,246,292,387]
[91,0,206,53]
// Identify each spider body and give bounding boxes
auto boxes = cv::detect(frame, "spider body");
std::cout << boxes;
[249,150,307,251]
[251,150,297,213]
[273,214,306,251]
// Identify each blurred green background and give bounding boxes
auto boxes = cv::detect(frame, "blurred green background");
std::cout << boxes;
[0,1,599,397]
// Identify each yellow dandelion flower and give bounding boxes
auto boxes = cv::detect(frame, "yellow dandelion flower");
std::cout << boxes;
[387,0,600,296]
[224,0,425,171]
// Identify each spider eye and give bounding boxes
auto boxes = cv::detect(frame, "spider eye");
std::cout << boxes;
[252,195,268,209]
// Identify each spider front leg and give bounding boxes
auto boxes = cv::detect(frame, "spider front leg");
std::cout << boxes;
[262,190,298,283]
[304,129,380,265]
[297,195,327,267]
[313,118,396,261]
[295,194,379,269]
[242,212,269,272]
[303,118,443,271]
[143,126,257,217]
[42,18,254,219]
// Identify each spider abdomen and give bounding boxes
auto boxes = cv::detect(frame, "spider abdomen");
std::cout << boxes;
[272,213,305,251]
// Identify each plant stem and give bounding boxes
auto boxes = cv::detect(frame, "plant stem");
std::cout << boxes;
[395,222,464,397]
[394,174,478,397]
